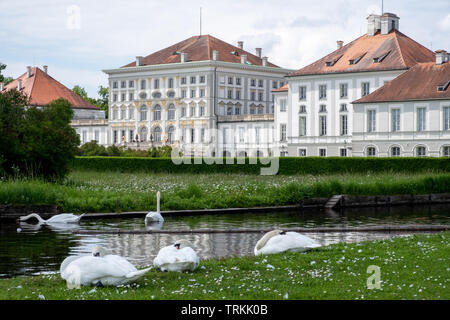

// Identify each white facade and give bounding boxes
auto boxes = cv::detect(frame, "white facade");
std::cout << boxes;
[352,99,450,157]
[104,59,291,156]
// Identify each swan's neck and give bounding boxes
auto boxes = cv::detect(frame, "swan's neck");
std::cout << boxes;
[156,191,160,213]
[255,230,281,252]
[20,213,46,224]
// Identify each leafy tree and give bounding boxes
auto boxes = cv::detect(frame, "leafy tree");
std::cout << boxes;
[72,85,109,118]
[77,140,108,156]
[0,63,14,85]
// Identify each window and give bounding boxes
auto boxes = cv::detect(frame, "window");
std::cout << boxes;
[340,148,347,157]
[340,104,347,112]
[319,105,327,112]
[236,78,241,85]
[112,108,118,120]
[299,149,306,157]
[181,77,186,85]
[140,80,146,90]
[319,85,327,100]
[113,94,117,102]
[444,107,450,130]
[82,131,87,144]
[299,86,307,100]
[167,91,175,98]
[391,146,401,157]
[340,83,348,98]
[200,106,205,116]
[153,127,161,142]
[94,130,99,142]
[227,106,233,115]
[154,79,159,89]
[113,130,118,144]
[228,77,233,85]
[251,92,256,101]
[168,104,175,120]
[167,126,175,144]
[140,127,148,141]
[121,108,126,120]
[236,90,241,100]
[181,90,186,98]
[239,127,245,143]
[362,82,370,97]
[153,105,161,120]
[392,109,400,132]
[223,128,228,144]
[258,92,263,101]
[121,130,126,142]
[319,148,327,157]
[152,92,161,99]
[129,93,134,101]
[319,116,327,136]
[129,80,134,88]
[168,78,174,89]
[181,106,186,117]
[280,124,287,141]
[258,106,264,114]
[190,76,196,84]
[190,128,195,143]
[190,90,196,98]
[299,116,306,136]
[258,80,263,87]
[280,99,287,112]
[200,76,205,83]
[235,106,241,115]
[443,146,450,157]
[227,89,233,99]
[299,105,306,113]
[255,127,260,144]
[121,93,126,102]
[190,106,195,117]
[367,147,376,157]
[139,92,147,99]
[200,89,205,97]
[121,81,126,88]
[416,146,426,157]
[340,114,348,135]
[130,130,134,141]
[200,128,205,142]
[251,79,256,87]
[129,108,134,120]
[367,110,376,133]
[417,107,426,131]
[140,105,147,121]
[181,128,185,142]
[112,81,118,89]
[250,106,256,114]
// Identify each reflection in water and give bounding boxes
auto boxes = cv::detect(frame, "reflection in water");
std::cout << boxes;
[0,204,449,278]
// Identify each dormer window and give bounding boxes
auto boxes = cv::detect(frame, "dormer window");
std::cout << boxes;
[325,55,343,67]
[373,51,391,63]
[438,80,450,92]
[349,53,366,65]
[230,51,239,56]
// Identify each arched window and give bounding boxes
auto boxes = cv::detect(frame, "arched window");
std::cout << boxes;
[140,105,147,121]
[416,146,426,157]
[391,146,401,157]
[153,104,161,121]
[129,107,135,120]
[238,151,247,157]
[167,126,175,144]
[140,127,148,141]
[121,107,126,120]
[442,146,450,157]
[153,126,161,142]
[366,147,376,157]
[168,104,175,120]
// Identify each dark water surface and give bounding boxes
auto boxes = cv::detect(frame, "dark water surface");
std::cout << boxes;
[0,204,449,278]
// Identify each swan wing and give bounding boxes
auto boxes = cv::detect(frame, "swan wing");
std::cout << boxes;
[47,214,82,224]
[60,255,83,277]
[153,246,199,272]
[145,211,164,223]
[258,232,320,255]
[102,255,138,275]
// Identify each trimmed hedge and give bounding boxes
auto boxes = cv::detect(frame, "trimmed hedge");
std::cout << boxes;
[72,156,450,175]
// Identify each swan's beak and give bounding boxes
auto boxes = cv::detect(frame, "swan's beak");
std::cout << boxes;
[93,252,100,257]
[279,231,286,235]
[174,243,181,250]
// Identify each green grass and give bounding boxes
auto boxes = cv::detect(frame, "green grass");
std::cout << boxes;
[0,232,448,300]
[1,170,450,213]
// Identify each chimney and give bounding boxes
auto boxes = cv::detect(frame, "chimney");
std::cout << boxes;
[43,65,48,74]
[0,82,4,91]
[27,66,32,78]
[367,14,381,36]
[262,56,268,67]
[255,48,262,58]
[436,50,449,65]
[237,41,243,50]
[337,40,344,49]
[180,52,189,63]
[212,50,219,61]
[381,13,399,35]
[17,79,22,91]
[240,54,247,64]
[136,56,143,66]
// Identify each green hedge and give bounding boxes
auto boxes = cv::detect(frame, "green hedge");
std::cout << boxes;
[72,156,450,175]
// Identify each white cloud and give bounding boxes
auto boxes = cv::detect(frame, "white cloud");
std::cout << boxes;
[438,13,450,31]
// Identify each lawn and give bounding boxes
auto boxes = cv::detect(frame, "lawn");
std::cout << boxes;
[0,232,448,300]
[1,170,450,213]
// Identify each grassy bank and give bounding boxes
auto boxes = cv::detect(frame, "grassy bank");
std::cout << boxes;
[1,170,450,213]
[0,232,448,300]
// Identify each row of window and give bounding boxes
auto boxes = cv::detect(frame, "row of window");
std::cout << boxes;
[112,76,206,90]
[295,146,450,157]
[297,82,370,101]
[113,126,210,145]
[80,130,101,144]
[112,87,207,102]
[110,104,207,121]
[222,127,269,144]
[279,102,348,113]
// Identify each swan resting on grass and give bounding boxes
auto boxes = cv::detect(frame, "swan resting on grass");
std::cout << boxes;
[153,239,200,272]
[60,246,152,287]
[19,213,84,224]
[254,229,321,255]
[145,191,164,224]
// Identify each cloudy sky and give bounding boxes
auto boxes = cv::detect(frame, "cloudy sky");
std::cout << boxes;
[1,0,449,97]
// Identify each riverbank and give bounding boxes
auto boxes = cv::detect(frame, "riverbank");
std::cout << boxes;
[0,232,448,300]
[1,170,450,213]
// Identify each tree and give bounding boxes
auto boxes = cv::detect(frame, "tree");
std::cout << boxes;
[72,85,109,118]
[0,63,14,85]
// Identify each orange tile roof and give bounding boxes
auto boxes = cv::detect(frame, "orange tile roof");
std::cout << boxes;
[2,67,99,110]
[288,30,435,77]
[272,83,288,92]
[122,34,279,68]
[353,61,450,103]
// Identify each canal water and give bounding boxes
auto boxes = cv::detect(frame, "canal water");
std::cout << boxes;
[0,204,449,278]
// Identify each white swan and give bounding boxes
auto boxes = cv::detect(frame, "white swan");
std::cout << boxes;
[145,191,164,224]
[60,246,152,287]
[19,213,84,224]
[254,229,321,256]
[153,239,199,272]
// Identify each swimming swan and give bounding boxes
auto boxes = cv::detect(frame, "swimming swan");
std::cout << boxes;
[145,191,164,224]
[153,239,199,272]
[60,246,152,287]
[254,229,321,255]
[19,213,84,224]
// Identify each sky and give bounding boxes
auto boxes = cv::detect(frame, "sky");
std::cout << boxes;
[1,0,449,98]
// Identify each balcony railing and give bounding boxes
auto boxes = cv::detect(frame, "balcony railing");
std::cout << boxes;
[218,114,274,122]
